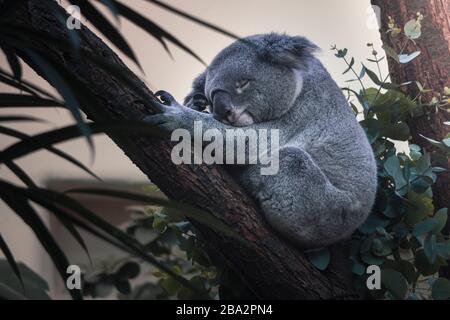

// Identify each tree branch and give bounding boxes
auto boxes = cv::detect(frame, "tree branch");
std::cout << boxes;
[4,0,355,299]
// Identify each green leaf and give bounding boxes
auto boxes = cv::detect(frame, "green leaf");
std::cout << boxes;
[415,249,445,276]
[404,19,422,39]
[335,48,348,58]
[432,208,448,234]
[383,45,399,63]
[381,268,407,299]
[361,87,380,106]
[406,191,434,226]
[371,238,392,257]
[0,260,50,300]
[381,122,410,141]
[424,234,437,264]
[350,256,366,275]
[382,259,416,284]
[306,247,330,271]
[409,144,422,161]
[359,118,380,144]
[0,234,23,291]
[361,250,385,265]
[384,155,408,194]
[162,276,182,296]
[383,193,406,218]
[342,57,355,74]
[435,241,450,259]
[364,65,399,90]
[431,278,450,300]
[413,219,437,237]
[443,138,450,148]
[359,214,390,234]
[397,260,416,284]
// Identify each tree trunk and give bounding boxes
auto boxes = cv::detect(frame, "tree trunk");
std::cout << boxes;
[3,0,356,299]
[371,0,450,277]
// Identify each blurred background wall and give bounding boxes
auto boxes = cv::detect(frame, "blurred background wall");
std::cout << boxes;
[0,0,388,298]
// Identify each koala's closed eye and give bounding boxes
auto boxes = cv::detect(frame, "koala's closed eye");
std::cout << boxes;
[235,79,252,94]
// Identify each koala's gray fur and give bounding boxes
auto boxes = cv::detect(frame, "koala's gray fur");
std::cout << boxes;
[146,33,378,248]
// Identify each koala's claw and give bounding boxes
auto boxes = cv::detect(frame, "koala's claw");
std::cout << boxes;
[155,90,176,106]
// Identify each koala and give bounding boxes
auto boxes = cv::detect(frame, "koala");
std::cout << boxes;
[145,33,377,248]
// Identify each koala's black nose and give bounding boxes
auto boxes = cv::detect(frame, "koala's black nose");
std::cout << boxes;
[212,91,232,119]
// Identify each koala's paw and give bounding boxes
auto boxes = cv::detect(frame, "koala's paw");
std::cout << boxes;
[144,90,191,133]
[188,93,209,112]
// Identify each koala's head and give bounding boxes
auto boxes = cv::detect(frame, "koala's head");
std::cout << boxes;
[204,33,319,126]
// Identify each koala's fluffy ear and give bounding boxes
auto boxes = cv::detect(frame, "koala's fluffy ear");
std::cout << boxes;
[257,33,319,69]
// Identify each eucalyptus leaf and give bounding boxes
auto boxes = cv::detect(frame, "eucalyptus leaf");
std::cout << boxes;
[305,247,330,271]
[404,19,422,39]
[381,268,407,299]
[431,278,450,300]
[398,51,421,64]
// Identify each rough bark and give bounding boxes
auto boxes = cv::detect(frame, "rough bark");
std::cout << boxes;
[371,0,450,277]
[2,0,356,299]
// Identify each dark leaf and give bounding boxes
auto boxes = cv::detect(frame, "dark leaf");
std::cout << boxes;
[432,278,450,300]
[22,49,92,144]
[69,0,140,67]
[107,0,205,64]
[1,46,22,80]
[0,125,101,181]
[4,161,36,188]
[66,188,239,239]
[16,186,204,295]
[0,234,23,291]
[146,0,238,39]
[0,188,82,300]
[0,121,166,163]
[0,93,64,108]
[0,68,58,99]
[342,57,355,74]
[0,260,50,300]
[0,115,47,123]
[381,268,407,299]
[305,247,330,271]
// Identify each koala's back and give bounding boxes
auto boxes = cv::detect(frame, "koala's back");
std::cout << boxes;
[229,59,377,248]
[291,61,377,196]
